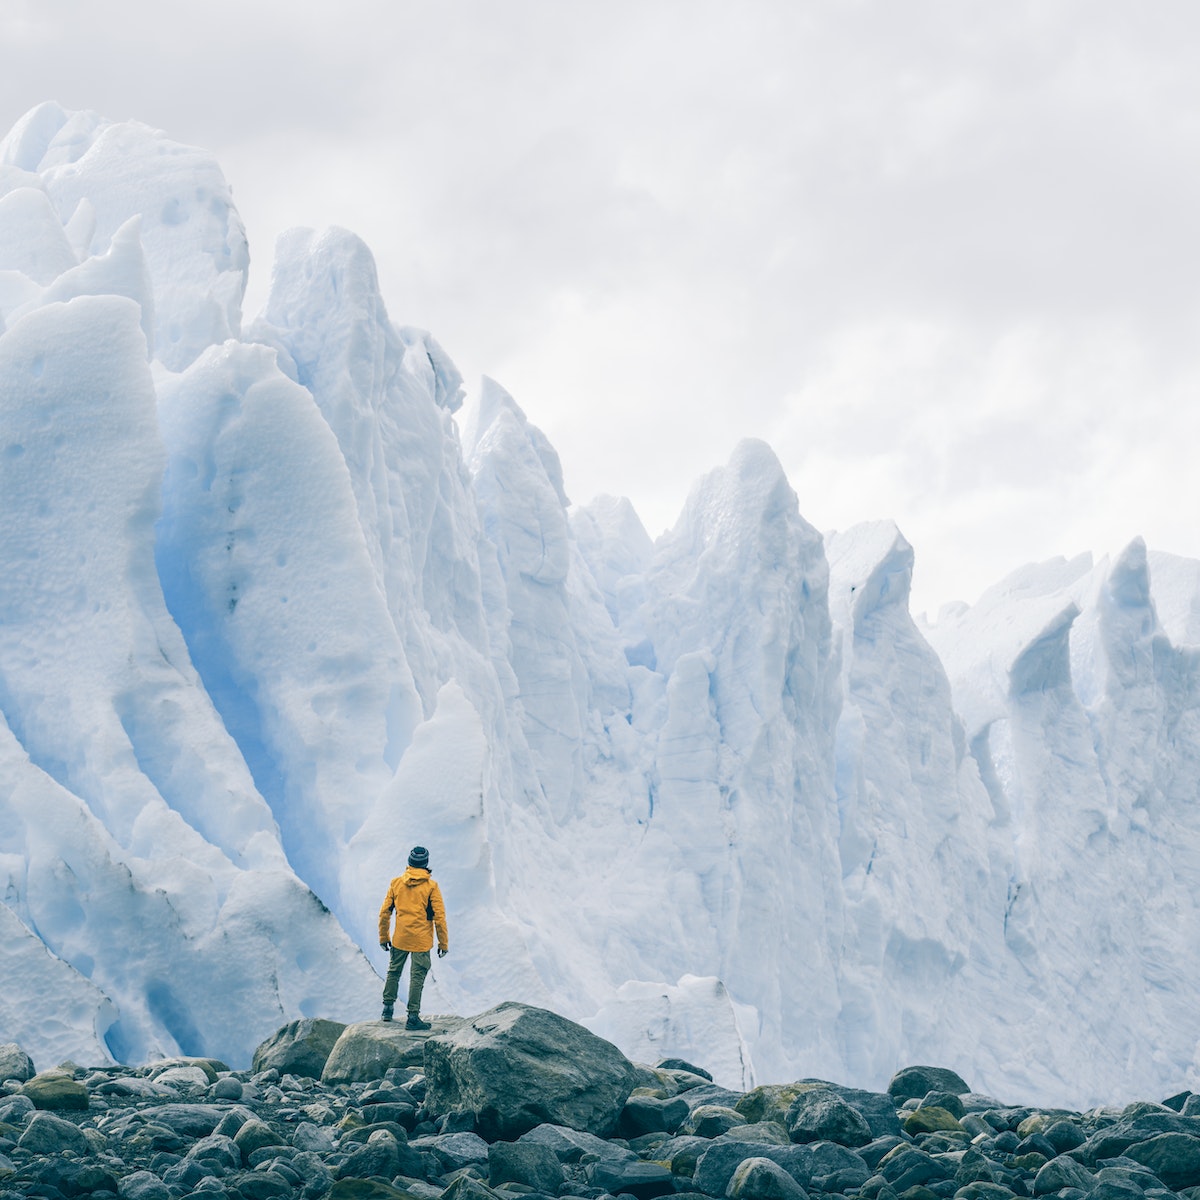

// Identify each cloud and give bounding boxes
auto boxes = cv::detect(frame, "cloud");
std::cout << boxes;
[4,0,1200,615]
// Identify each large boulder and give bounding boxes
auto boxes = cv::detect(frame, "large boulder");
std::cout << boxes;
[786,1090,872,1147]
[20,1070,88,1110]
[886,1066,970,1102]
[423,1002,641,1141]
[322,1017,460,1085]
[254,1019,347,1079]
[0,1043,35,1083]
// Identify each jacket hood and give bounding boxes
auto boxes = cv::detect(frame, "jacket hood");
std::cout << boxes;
[403,867,431,886]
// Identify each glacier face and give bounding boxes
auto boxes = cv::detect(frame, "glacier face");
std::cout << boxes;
[2,102,1199,1108]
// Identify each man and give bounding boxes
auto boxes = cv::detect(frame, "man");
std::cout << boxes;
[378,845,449,1029]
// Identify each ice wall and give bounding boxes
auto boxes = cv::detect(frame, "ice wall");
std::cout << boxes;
[4,103,1200,1107]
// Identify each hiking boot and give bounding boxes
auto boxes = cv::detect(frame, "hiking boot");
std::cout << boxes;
[406,1014,431,1031]
[381,1003,394,1023]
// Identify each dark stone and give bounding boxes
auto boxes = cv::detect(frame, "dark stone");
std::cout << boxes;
[1079,1115,1200,1166]
[442,1110,477,1135]
[253,1020,349,1081]
[786,1090,872,1147]
[1017,1134,1057,1160]
[1044,1121,1087,1155]
[1125,1133,1200,1190]
[921,1093,965,1119]
[620,1095,690,1138]
[807,1142,869,1191]
[693,1141,812,1198]
[727,1156,810,1200]
[902,1108,964,1137]
[685,1104,745,1138]
[409,1131,489,1173]
[423,1003,639,1141]
[185,1132,242,1174]
[134,1103,229,1138]
[336,1134,402,1182]
[878,1148,952,1192]
[116,1169,172,1200]
[861,1138,907,1170]
[1032,1155,1094,1196]
[329,1181,419,1200]
[162,1159,217,1190]
[0,1044,35,1084]
[487,1141,565,1194]
[887,1068,971,1103]
[765,1082,900,1140]
[16,1110,91,1155]
[587,1158,676,1199]
[236,1171,296,1200]
[1163,1094,1191,1114]
[657,1059,713,1082]
[234,1118,286,1163]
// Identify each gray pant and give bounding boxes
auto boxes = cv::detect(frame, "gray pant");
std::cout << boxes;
[382,948,431,1016]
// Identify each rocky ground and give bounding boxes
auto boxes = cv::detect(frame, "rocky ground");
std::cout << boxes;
[3,1003,1200,1200]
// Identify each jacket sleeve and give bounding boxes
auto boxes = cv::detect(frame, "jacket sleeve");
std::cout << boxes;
[431,881,448,951]
[378,881,395,942]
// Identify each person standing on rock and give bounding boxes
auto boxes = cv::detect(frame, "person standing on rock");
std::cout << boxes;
[378,845,449,1029]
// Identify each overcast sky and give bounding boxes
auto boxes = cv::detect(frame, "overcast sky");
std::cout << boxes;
[3,1,1198,616]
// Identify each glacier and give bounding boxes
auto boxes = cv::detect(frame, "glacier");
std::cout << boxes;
[1,101,1199,1110]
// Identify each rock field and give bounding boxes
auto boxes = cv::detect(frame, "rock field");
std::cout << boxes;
[3,1003,1200,1200]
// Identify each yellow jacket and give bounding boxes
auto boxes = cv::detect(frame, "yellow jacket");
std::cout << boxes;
[379,867,448,953]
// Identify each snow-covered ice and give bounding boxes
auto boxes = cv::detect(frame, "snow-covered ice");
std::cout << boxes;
[2,102,1200,1108]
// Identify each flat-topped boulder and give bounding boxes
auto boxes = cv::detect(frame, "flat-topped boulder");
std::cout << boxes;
[321,1016,463,1085]
[424,1001,641,1141]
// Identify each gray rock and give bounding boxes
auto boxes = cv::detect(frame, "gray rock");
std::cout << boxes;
[148,1056,228,1083]
[488,1140,565,1193]
[1081,1115,1200,1165]
[411,1130,490,1172]
[657,1058,714,1081]
[807,1142,869,1191]
[322,1016,462,1085]
[588,1158,676,1199]
[118,1169,173,1200]
[20,1068,89,1110]
[441,1177,503,1200]
[1045,1120,1087,1154]
[253,1018,348,1080]
[694,1141,813,1198]
[0,1043,35,1084]
[922,1091,965,1119]
[336,1131,404,1182]
[234,1117,286,1163]
[1125,1133,1200,1190]
[0,1093,34,1123]
[211,1076,244,1101]
[135,1102,229,1137]
[293,1121,337,1153]
[517,1122,632,1164]
[153,1065,211,1090]
[727,1122,792,1145]
[878,1147,953,1191]
[1034,1155,1095,1195]
[685,1104,746,1138]
[887,1066,971,1102]
[186,1132,242,1174]
[423,1002,640,1141]
[728,1156,810,1200]
[789,1082,902,1140]
[786,1089,872,1147]
[622,1094,691,1137]
[16,1109,90,1154]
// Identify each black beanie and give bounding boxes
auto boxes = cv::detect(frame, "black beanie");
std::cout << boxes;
[408,845,430,869]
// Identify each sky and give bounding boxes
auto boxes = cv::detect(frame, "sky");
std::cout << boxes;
[3,0,1199,617]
